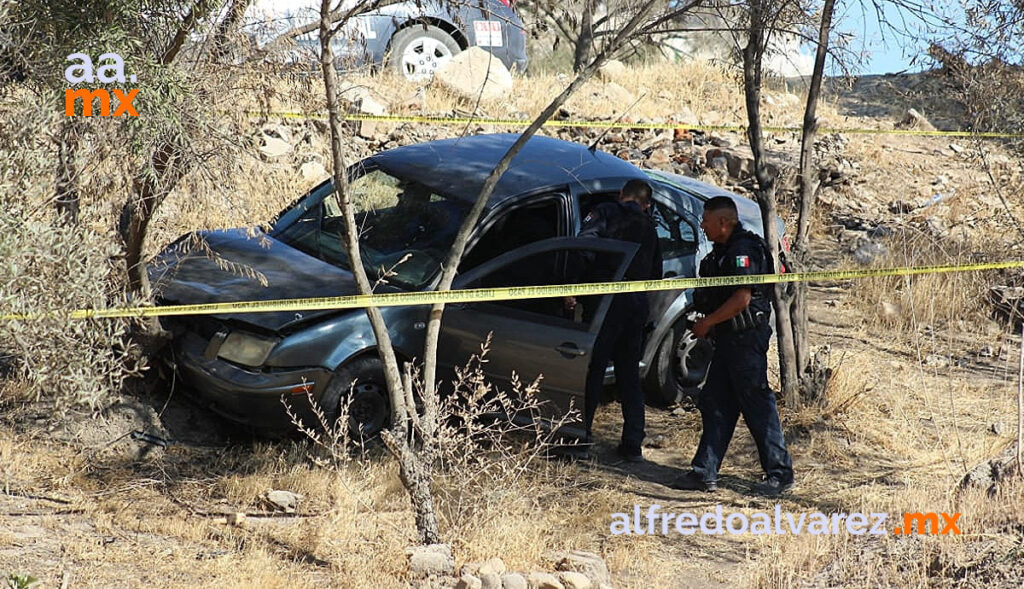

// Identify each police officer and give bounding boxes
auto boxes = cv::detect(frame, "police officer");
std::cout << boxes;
[671,196,794,495]
[571,179,662,462]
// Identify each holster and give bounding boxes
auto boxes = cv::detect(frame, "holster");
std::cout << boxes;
[723,308,767,334]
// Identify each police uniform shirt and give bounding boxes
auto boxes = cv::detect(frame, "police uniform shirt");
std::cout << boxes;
[698,224,772,316]
[580,201,662,282]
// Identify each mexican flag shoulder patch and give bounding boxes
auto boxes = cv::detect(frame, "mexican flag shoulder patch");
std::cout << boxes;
[735,255,751,268]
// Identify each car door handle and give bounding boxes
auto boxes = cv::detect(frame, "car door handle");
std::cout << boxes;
[555,343,586,357]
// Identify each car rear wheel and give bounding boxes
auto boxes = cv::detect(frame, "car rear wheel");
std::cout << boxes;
[390,25,460,81]
[646,316,714,406]
[321,356,391,440]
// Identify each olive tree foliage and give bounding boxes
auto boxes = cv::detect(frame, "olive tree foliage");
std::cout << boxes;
[318,0,704,545]
[518,0,708,70]
[1,0,235,308]
[0,0,271,406]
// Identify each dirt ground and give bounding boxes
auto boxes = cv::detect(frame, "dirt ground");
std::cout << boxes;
[3,67,1024,588]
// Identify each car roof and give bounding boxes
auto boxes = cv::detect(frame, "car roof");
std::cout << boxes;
[365,133,647,206]
[645,169,773,237]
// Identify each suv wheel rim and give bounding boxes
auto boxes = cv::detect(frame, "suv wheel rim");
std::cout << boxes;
[348,381,388,437]
[400,36,453,80]
[674,329,711,386]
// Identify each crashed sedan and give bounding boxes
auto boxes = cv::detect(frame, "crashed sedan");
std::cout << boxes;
[151,134,776,435]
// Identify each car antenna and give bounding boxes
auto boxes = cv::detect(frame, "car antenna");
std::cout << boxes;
[588,92,647,154]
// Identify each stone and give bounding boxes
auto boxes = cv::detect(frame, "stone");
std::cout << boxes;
[464,558,507,578]
[596,60,628,83]
[724,152,753,180]
[259,137,293,161]
[880,301,900,320]
[480,573,502,589]
[671,407,686,416]
[852,241,886,265]
[646,147,672,167]
[924,354,949,368]
[478,558,507,577]
[261,123,292,143]
[888,200,916,214]
[457,573,483,589]
[408,544,455,579]
[435,47,513,102]
[990,422,1005,436]
[299,161,327,181]
[264,489,303,512]
[644,434,666,449]
[979,345,995,358]
[674,106,697,124]
[553,551,610,586]
[602,82,635,106]
[895,108,936,131]
[960,445,1018,494]
[501,573,528,589]
[355,119,377,140]
[709,135,732,148]
[559,572,592,589]
[948,143,964,154]
[526,572,563,589]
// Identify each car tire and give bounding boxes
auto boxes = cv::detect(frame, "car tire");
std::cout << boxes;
[645,316,714,406]
[320,356,391,440]
[389,25,460,80]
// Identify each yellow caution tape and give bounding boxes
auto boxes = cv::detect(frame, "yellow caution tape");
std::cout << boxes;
[3,260,1022,322]
[250,110,1024,139]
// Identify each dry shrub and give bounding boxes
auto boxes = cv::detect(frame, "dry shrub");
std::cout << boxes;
[853,228,998,334]
[0,97,142,408]
[0,208,142,408]
[285,337,590,567]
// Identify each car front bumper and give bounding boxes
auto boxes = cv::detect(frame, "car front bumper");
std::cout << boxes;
[172,332,332,431]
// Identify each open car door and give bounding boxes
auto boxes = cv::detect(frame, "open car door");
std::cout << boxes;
[438,237,638,421]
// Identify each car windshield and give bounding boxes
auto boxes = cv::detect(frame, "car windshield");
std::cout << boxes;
[271,169,469,290]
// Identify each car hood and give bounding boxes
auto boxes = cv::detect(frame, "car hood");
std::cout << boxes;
[150,229,362,333]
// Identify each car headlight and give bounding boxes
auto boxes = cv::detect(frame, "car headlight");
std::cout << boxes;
[217,332,279,367]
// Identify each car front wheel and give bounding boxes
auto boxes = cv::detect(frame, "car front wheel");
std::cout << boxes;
[646,316,714,406]
[389,25,460,81]
[320,356,391,440]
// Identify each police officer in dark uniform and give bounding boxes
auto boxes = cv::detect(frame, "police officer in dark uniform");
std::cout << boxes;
[671,196,794,495]
[570,179,662,462]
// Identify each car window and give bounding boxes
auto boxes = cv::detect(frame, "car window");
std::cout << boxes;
[461,245,627,330]
[460,196,565,272]
[578,191,697,259]
[273,169,470,290]
[650,196,698,258]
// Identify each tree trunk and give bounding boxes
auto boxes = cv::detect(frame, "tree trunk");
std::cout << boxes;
[788,0,835,397]
[213,0,252,60]
[742,0,800,404]
[122,142,187,301]
[573,1,595,73]
[55,118,80,225]
[319,0,434,542]
[794,0,834,256]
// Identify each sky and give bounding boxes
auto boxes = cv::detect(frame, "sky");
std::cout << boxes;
[834,1,958,75]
